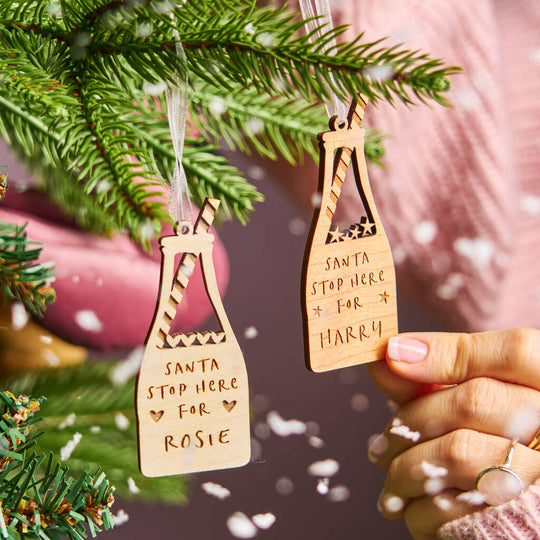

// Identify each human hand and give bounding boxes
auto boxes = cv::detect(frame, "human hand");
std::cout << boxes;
[367,329,540,540]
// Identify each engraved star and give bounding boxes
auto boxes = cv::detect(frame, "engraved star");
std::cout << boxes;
[348,224,362,240]
[313,306,322,317]
[379,291,390,304]
[328,226,343,243]
[360,217,376,236]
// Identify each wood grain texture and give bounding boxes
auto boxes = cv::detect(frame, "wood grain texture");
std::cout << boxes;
[302,96,398,372]
[136,199,250,477]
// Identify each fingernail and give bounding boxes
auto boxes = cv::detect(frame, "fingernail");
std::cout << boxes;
[388,337,428,363]
[368,433,388,463]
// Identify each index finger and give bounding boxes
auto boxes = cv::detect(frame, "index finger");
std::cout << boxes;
[386,328,540,390]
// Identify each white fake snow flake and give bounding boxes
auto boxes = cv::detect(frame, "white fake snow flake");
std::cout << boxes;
[144,81,167,96]
[521,195,540,217]
[307,459,340,477]
[250,438,263,461]
[424,477,445,495]
[127,477,140,494]
[316,478,330,495]
[226,512,258,539]
[244,23,256,35]
[275,477,294,495]
[112,509,129,526]
[136,21,153,37]
[456,490,486,506]
[90,426,101,434]
[392,244,407,265]
[288,217,307,236]
[504,408,540,440]
[305,421,320,436]
[140,222,155,242]
[59,413,76,430]
[246,118,264,134]
[244,326,258,340]
[42,348,60,367]
[115,412,130,430]
[529,48,540,64]
[152,0,175,14]
[257,32,275,48]
[365,64,394,81]
[308,436,324,449]
[47,1,62,16]
[96,180,112,193]
[391,417,402,427]
[454,238,494,267]
[437,273,465,300]
[60,432,82,461]
[109,347,144,386]
[72,275,80,284]
[413,220,437,244]
[311,192,322,208]
[433,494,453,511]
[75,310,103,333]
[350,393,370,413]
[209,97,227,116]
[247,165,265,181]
[251,513,276,530]
[383,495,404,513]
[201,481,231,500]
[327,485,350,503]
[266,411,306,437]
[11,303,28,330]
[421,460,449,478]
[96,277,104,287]
[39,335,52,344]
[389,424,421,442]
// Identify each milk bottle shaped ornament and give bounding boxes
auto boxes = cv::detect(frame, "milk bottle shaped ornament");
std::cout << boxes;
[302,96,398,372]
[136,198,250,477]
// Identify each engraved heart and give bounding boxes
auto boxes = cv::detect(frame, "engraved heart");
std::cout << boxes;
[180,332,197,346]
[166,334,181,347]
[150,410,164,422]
[197,332,211,345]
[210,331,225,344]
[222,400,237,413]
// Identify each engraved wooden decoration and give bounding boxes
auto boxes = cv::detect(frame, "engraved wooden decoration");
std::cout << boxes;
[302,95,398,372]
[136,198,250,477]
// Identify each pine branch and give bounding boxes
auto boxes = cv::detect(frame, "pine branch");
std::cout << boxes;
[0,391,115,539]
[0,221,56,316]
[4,362,189,505]
[188,79,387,165]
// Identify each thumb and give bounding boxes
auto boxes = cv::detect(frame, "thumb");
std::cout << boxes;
[385,329,540,389]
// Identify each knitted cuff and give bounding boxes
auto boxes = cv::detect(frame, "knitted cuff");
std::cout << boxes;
[437,481,540,540]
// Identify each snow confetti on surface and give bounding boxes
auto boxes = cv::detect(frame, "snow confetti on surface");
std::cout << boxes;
[308,436,325,449]
[275,477,294,496]
[74,310,103,332]
[316,478,330,495]
[382,495,404,513]
[39,335,53,344]
[327,485,350,503]
[11,303,28,330]
[456,490,486,506]
[226,512,258,539]
[59,413,76,430]
[127,477,140,494]
[109,347,144,386]
[421,460,448,478]
[60,432,82,461]
[433,495,453,511]
[266,411,306,437]
[251,513,276,530]
[42,348,60,367]
[115,412,130,431]
[288,218,307,236]
[413,220,437,245]
[244,326,259,340]
[201,482,231,501]
[389,423,421,442]
[112,509,129,526]
[307,459,340,478]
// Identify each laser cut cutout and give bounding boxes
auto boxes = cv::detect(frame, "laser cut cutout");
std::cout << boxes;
[136,199,250,477]
[302,96,398,372]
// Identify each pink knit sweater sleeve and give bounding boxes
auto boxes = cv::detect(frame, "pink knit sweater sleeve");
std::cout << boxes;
[437,481,540,540]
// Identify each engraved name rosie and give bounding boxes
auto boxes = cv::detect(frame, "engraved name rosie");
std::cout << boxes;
[309,250,384,349]
[145,357,237,453]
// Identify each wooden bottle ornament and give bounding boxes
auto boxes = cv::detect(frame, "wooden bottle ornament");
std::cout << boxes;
[136,198,250,477]
[302,96,398,372]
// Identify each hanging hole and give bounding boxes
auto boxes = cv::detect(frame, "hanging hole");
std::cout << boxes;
[175,221,193,235]
[329,116,348,131]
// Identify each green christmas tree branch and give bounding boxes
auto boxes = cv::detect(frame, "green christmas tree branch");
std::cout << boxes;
[0,0,459,245]
[4,362,189,506]
[0,221,55,316]
[0,391,115,539]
